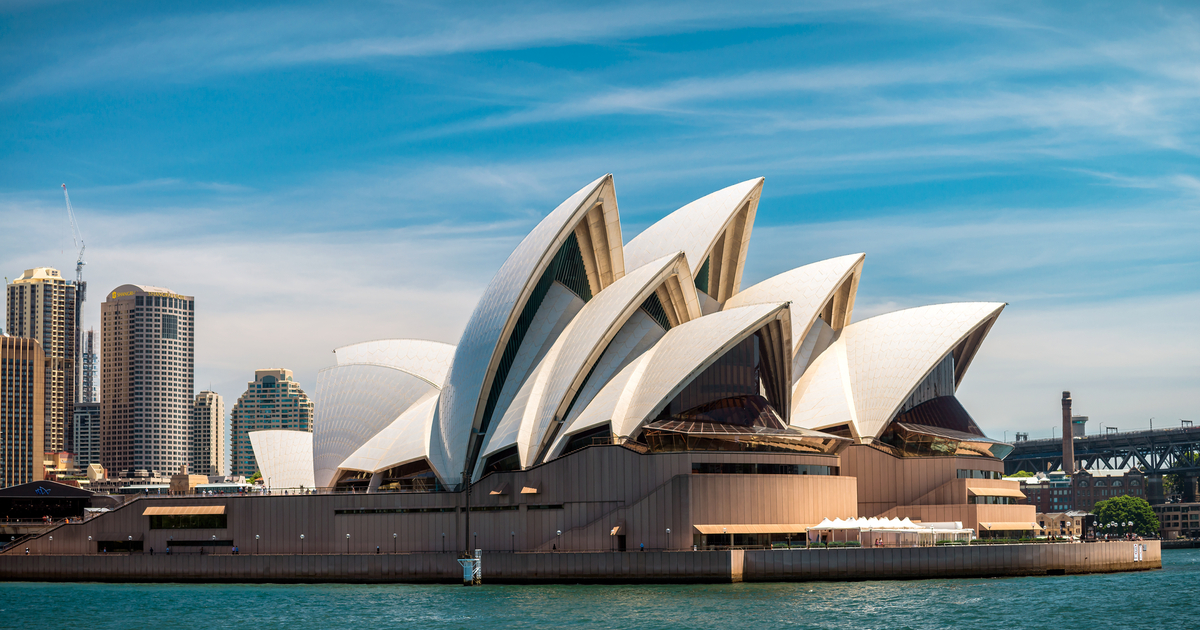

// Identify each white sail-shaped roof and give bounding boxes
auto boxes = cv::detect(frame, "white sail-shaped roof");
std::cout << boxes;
[623,178,763,301]
[724,253,865,383]
[312,363,438,488]
[335,391,440,476]
[478,252,699,472]
[469,283,584,473]
[557,302,791,446]
[790,302,1005,440]
[249,430,315,489]
[333,339,456,387]
[435,174,625,484]
[546,348,654,458]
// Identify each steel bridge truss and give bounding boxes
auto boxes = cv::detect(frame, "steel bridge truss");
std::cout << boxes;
[1005,426,1200,476]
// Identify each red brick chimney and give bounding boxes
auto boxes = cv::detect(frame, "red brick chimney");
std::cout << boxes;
[1062,391,1075,475]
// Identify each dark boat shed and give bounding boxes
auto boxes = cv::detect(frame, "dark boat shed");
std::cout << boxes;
[0,480,93,521]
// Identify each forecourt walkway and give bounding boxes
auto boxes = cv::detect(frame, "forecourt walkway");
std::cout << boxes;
[0,541,1159,584]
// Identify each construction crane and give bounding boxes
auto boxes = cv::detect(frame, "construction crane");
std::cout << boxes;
[62,183,86,292]
[62,184,88,408]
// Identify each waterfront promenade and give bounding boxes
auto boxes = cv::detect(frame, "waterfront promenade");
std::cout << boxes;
[0,540,1158,584]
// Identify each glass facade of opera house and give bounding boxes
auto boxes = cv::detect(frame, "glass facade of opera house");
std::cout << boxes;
[18,175,1039,555]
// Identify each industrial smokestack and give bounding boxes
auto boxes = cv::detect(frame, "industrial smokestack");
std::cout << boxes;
[1061,391,1075,475]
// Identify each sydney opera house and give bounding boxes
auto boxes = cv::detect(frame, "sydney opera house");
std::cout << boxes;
[235,173,1035,552]
[13,174,1036,558]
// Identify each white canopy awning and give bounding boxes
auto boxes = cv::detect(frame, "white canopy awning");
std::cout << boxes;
[811,517,922,530]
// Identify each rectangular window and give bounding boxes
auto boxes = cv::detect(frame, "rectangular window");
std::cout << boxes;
[148,514,227,529]
[161,315,178,340]
[691,463,837,475]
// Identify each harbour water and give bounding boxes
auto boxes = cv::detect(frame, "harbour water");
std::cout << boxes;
[3,548,1193,629]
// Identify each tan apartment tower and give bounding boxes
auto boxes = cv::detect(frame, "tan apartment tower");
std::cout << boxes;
[191,391,225,476]
[0,336,45,486]
[101,285,195,475]
[6,268,78,452]
[1062,391,1075,475]
[230,369,313,476]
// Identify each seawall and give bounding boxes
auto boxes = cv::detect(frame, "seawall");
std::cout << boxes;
[0,541,1159,584]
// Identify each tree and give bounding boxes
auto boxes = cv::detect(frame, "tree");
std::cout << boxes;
[1093,495,1159,536]
[1164,451,1200,496]
[1007,470,1035,478]
[248,471,262,484]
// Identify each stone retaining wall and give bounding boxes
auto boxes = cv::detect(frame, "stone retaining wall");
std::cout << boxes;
[0,541,1159,584]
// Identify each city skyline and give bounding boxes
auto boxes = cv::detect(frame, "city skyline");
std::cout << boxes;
[1,2,1197,440]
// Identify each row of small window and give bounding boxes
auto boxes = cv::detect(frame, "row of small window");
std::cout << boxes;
[148,515,228,529]
[957,469,1003,479]
[691,463,837,476]
[134,296,194,310]
[334,505,565,515]
[968,496,1017,505]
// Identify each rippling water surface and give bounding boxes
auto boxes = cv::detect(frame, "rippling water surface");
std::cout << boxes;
[2,548,1193,629]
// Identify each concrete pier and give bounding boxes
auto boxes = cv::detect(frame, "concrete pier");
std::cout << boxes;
[0,541,1159,584]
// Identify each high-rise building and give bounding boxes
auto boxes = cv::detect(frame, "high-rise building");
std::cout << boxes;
[100,284,195,475]
[73,402,102,470]
[1,335,45,487]
[230,369,313,476]
[191,391,225,476]
[6,268,78,453]
[80,328,98,404]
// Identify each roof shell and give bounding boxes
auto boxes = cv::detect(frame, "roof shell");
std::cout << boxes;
[557,302,791,449]
[724,253,864,382]
[249,429,315,489]
[435,174,624,483]
[333,339,456,388]
[790,302,1005,440]
[312,363,438,488]
[482,252,699,470]
[336,391,440,476]
[623,178,762,301]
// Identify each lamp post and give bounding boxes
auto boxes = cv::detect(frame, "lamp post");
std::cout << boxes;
[48,535,52,554]
[393,533,397,554]
[666,528,671,550]
[87,535,92,554]
[211,534,216,555]
[441,532,445,553]
[255,534,260,555]
[556,530,562,551]
[723,527,727,549]
[511,531,516,553]
[474,532,478,552]
[300,534,305,554]
[346,533,351,554]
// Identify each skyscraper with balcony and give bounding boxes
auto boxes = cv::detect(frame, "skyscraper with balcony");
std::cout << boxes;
[191,391,225,476]
[1,335,45,487]
[230,369,313,476]
[6,268,77,453]
[100,285,195,474]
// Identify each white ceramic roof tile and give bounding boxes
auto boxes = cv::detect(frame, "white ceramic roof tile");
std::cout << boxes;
[551,350,655,456]
[559,310,665,433]
[336,391,439,476]
[249,430,315,489]
[312,363,437,488]
[618,303,787,436]
[435,175,614,483]
[790,302,1005,440]
[474,283,584,466]
[724,253,864,372]
[624,179,763,280]
[333,339,456,388]
[503,253,689,468]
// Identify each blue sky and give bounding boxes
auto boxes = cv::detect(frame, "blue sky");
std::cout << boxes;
[1,1,1197,439]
